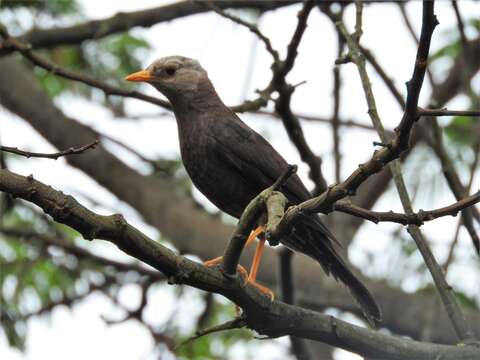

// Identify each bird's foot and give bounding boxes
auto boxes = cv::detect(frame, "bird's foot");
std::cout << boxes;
[245,277,275,301]
[203,256,248,279]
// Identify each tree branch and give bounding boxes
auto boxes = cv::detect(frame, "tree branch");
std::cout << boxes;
[334,191,480,226]
[418,108,480,117]
[0,25,272,114]
[202,1,280,63]
[0,26,171,109]
[1,168,479,359]
[0,1,299,56]
[0,140,99,160]
[272,0,328,195]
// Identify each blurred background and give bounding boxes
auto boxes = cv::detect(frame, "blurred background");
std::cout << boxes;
[0,1,479,359]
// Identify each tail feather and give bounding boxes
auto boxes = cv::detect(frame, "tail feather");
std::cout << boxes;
[284,216,381,326]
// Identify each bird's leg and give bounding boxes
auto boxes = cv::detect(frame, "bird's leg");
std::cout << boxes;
[203,226,265,278]
[246,231,275,301]
[203,256,248,279]
[245,225,265,248]
[203,226,265,286]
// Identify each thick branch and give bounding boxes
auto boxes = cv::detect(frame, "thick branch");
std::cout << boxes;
[1,168,479,360]
[0,1,298,55]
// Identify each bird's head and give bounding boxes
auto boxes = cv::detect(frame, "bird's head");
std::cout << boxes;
[125,56,209,103]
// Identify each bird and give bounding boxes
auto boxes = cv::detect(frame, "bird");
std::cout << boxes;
[125,56,381,325]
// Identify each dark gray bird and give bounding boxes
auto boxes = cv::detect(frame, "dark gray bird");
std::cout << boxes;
[126,56,381,325]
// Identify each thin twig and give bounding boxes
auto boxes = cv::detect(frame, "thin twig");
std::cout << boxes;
[397,3,436,87]
[332,26,345,183]
[360,46,406,109]
[202,1,280,63]
[353,0,363,42]
[0,140,99,160]
[253,110,379,131]
[427,119,480,252]
[320,5,406,110]
[276,0,315,80]
[451,1,468,50]
[334,191,480,226]
[273,0,327,195]
[176,317,246,349]
[93,130,173,174]
[443,142,479,268]
[418,108,480,117]
[0,27,170,108]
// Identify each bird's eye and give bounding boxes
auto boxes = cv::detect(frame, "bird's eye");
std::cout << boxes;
[165,67,176,76]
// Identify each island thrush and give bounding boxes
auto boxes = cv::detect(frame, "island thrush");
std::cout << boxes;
[126,56,381,325]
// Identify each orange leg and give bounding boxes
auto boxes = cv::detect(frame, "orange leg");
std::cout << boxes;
[245,231,274,300]
[203,256,248,279]
[203,225,273,301]
[245,226,265,247]
[203,226,265,278]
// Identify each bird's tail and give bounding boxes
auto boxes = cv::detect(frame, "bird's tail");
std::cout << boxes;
[286,215,381,326]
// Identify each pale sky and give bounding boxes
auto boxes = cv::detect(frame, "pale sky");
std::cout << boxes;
[1,1,479,360]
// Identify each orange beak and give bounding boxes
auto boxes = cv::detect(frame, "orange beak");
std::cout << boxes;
[125,70,152,82]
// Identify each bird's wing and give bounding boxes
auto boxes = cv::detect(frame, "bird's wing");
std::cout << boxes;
[210,111,311,204]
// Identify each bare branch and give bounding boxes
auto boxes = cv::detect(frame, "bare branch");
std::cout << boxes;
[177,317,246,349]
[418,108,480,117]
[276,0,314,79]
[257,110,379,131]
[202,1,280,63]
[320,4,406,110]
[0,1,298,56]
[1,168,479,359]
[397,3,436,86]
[334,191,480,226]
[0,27,171,109]
[272,1,328,194]
[426,119,480,252]
[332,24,345,183]
[396,3,438,150]
[0,140,99,160]
[451,1,468,50]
